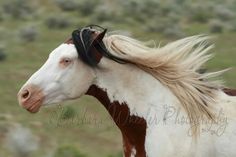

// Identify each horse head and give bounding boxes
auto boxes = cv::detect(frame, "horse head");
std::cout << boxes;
[17,25,108,113]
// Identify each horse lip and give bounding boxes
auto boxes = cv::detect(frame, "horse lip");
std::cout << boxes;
[26,106,40,113]
[23,99,42,113]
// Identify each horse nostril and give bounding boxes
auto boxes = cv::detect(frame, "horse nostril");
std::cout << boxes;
[21,89,30,100]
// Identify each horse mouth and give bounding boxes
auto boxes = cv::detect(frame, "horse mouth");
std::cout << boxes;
[25,99,43,113]
[18,84,45,113]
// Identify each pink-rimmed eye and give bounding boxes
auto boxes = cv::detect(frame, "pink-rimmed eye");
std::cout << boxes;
[59,58,73,68]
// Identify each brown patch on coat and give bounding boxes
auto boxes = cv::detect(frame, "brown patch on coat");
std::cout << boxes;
[86,85,147,157]
[223,88,236,96]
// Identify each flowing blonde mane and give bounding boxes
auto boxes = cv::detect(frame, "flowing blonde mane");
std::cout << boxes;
[103,34,227,135]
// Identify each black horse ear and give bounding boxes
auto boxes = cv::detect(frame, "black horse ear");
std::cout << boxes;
[88,28,127,65]
[86,29,107,65]
[94,29,107,43]
[72,27,109,66]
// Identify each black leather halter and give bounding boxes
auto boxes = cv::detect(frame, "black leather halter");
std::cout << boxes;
[71,25,126,67]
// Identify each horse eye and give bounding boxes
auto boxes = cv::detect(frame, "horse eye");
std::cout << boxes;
[64,59,70,63]
[59,58,72,68]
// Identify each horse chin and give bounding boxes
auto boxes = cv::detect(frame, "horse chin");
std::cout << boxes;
[21,99,43,113]
[26,103,41,113]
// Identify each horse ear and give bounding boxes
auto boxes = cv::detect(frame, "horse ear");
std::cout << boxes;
[87,29,107,65]
[72,28,107,66]
[94,29,107,43]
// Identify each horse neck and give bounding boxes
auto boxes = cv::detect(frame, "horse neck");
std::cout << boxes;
[92,58,180,119]
[86,58,180,157]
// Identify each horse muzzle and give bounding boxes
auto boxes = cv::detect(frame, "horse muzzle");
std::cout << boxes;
[18,84,45,113]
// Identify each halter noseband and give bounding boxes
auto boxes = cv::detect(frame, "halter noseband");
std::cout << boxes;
[71,25,126,66]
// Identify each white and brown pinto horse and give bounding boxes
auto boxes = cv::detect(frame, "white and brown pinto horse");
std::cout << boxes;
[18,26,236,157]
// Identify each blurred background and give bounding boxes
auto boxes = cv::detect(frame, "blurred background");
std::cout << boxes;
[0,0,235,156]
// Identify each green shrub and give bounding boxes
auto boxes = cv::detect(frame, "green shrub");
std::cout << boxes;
[229,21,236,32]
[54,145,86,157]
[0,48,7,61]
[55,0,79,11]
[107,151,123,157]
[120,0,160,22]
[0,10,3,21]
[167,13,181,23]
[139,0,161,17]
[92,5,119,22]
[188,4,212,23]
[19,26,38,42]
[59,106,76,120]
[2,0,35,19]
[77,0,100,16]
[163,25,185,38]
[214,5,235,21]
[45,15,71,29]
[209,19,224,33]
[145,20,167,33]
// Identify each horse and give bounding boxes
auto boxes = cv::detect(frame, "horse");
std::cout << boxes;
[18,25,236,157]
